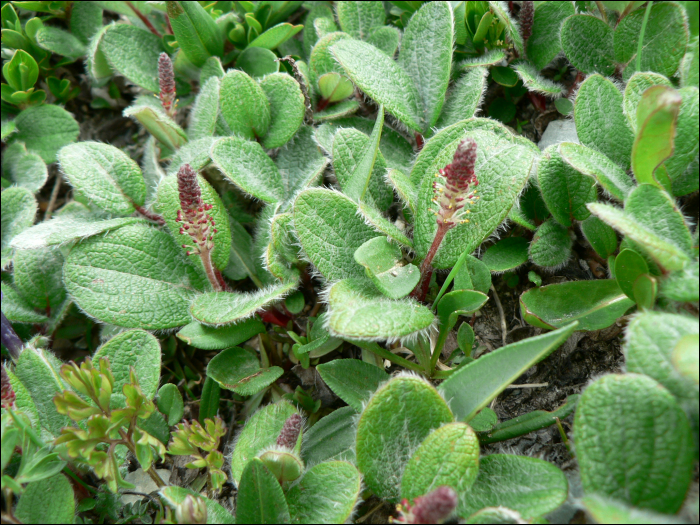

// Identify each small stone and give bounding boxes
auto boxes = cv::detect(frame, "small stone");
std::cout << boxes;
[538,119,579,151]
[121,468,171,505]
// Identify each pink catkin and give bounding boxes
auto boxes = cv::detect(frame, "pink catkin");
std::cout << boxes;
[399,486,458,524]
[276,413,302,449]
[432,138,479,227]
[1,365,15,410]
[175,164,216,256]
[520,1,534,44]
[158,52,177,117]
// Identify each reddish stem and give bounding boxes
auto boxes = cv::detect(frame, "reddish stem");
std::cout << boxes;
[316,97,330,112]
[527,92,547,113]
[415,133,425,151]
[126,1,162,37]
[200,248,223,292]
[411,222,452,302]
[566,71,585,98]
[134,204,166,225]
[259,308,291,328]
[214,269,230,292]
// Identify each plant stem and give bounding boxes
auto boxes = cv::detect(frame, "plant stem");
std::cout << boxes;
[594,1,608,23]
[126,1,162,37]
[412,222,452,302]
[636,1,654,73]
[118,428,167,487]
[45,173,62,220]
[134,204,165,225]
[200,248,223,292]
[355,341,425,374]
[490,284,507,346]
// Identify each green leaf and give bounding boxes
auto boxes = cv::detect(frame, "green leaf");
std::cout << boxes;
[1,187,37,269]
[491,66,519,87]
[124,100,188,150]
[206,347,283,396]
[70,2,102,45]
[436,291,488,357]
[198,376,220,424]
[326,278,435,341]
[580,494,685,525]
[177,317,265,350]
[559,142,635,202]
[1,282,48,323]
[190,280,298,327]
[660,260,699,302]
[680,36,699,88]
[15,346,70,439]
[157,384,183,425]
[401,422,479,506]
[632,86,682,186]
[367,25,401,56]
[59,142,146,215]
[317,359,389,412]
[332,125,393,210]
[488,1,523,55]
[386,168,417,216]
[457,322,476,353]
[336,1,385,40]
[12,248,65,314]
[580,215,618,259]
[275,126,328,206]
[436,67,488,129]
[615,248,649,300]
[9,216,144,251]
[35,25,86,59]
[615,2,689,80]
[250,22,302,50]
[260,73,305,149]
[538,145,596,227]
[100,24,163,92]
[574,75,634,170]
[345,107,385,203]
[155,172,231,270]
[2,142,48,193]
[219,70,271,141]
[188,76,220,140]
[332,39,421,132]
[166,137,215,177]
[453,259,489,298]
[293,189,380,281]
[623,72,673,133]
[236,46,280,78]
[482,237,529,272]
[166,0,223,67]
[625,311,698,413]
[237,460,290,523]
[85,24,113,87]
[397,1,454,132]
[14,104,79,164]
[303,3,334,59]
[354,236,420,299]
[561,15,615,75]
[588,184,693,271]
[457,49,507,69]
[520,280,633,331]
[230,401,301,483]
[160,486,234,524]
[313,99,360,121]
[3,49,39,91]
[575,373,694,513]
[527,1,575,70]
[528,218,572,268]
[64,223,207,329]
[211,137,283,203]
[301,406,357,465]
[480,394,580,444]
[309,32,351,94]
[512,61,564,97]
[6,369,41,434]
[15,474,74,525]
[414,127,537,268]
[94,329,161,407]
[356,375,453,501]
[673,333,699,386]
[286,461,361,524]
[440,323,577,421]
[458,455,568,520]
[667,87,699,196]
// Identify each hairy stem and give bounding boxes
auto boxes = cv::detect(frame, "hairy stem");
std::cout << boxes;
[126,1,161,37]
[134,204,165,225]
[200,248,223,292]
[412,222,452,302]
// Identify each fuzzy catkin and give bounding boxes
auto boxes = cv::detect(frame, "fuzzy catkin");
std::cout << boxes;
[276,413,302,449]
